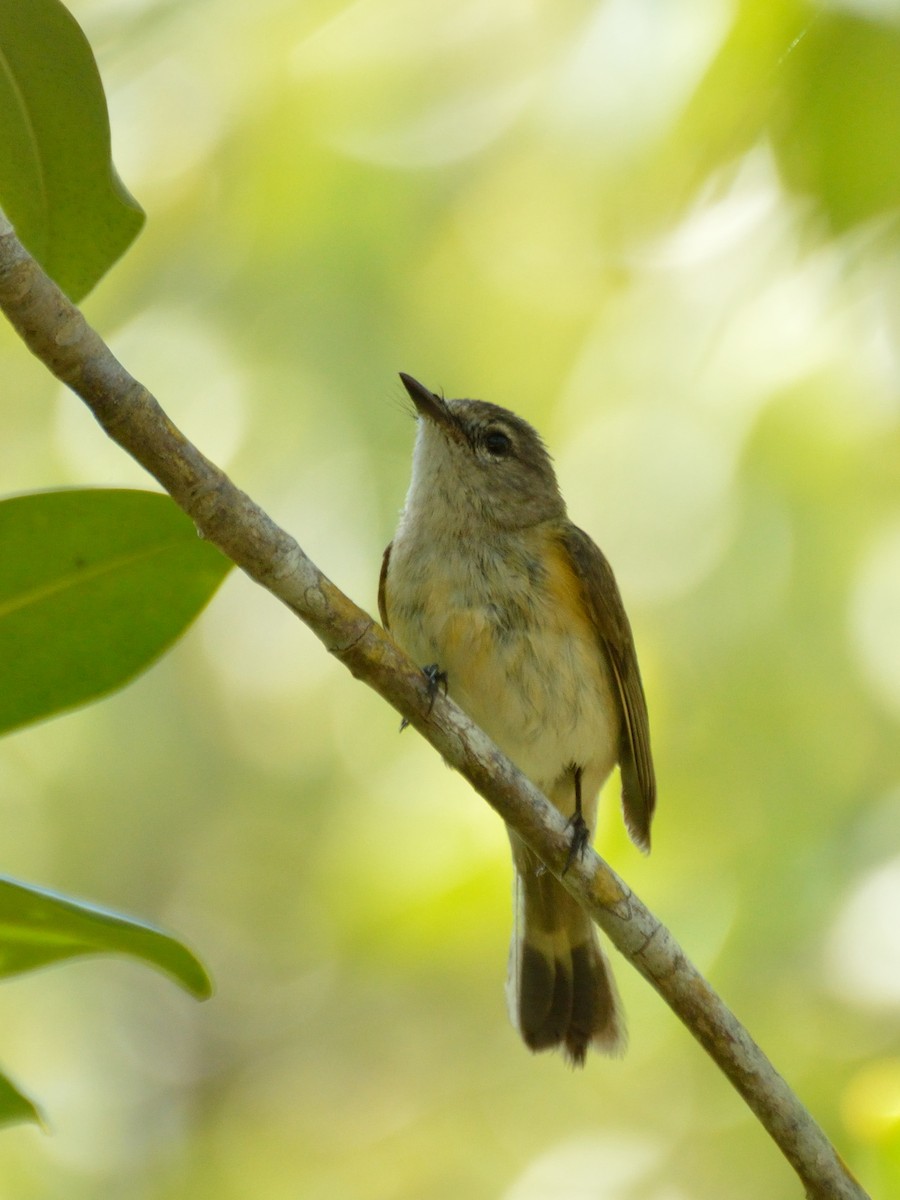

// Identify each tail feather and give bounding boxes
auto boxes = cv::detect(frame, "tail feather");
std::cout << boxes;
[507,837,625,1065]
[518,939,573,1050]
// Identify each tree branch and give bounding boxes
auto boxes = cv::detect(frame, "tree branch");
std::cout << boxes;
[0,210,868,1200]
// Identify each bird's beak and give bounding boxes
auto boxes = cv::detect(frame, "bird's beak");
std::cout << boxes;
[399,373,460,439]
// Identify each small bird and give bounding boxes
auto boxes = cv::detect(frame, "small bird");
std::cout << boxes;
[379,373,656,1065]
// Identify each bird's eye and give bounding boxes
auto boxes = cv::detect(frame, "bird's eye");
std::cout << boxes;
[484,429,512,457]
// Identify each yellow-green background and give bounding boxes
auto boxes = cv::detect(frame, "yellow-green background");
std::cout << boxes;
[2,0,900,1196]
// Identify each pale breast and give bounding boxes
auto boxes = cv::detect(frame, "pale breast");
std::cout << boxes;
[386,526,620,793]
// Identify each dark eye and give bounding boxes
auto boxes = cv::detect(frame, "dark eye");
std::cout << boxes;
[484,429,512,457]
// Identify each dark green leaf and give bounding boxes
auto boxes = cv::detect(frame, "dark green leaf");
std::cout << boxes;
[0,1070,42,1131]
[0,875,211,998]
[0,0,144,299]
[0,489,232,736]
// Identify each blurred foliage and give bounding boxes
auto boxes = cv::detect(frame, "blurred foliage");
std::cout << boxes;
[0,485,227,1124]
[0,1071,40,1132]
[773,11,900,231]
[0,0,144,299]
[0,870,211,1129]
[1,0,900,1197]
[0,875,211,997]
[0,489,232,735]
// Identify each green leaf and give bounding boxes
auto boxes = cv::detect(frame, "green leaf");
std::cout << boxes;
[0,875,212,998]
[772,13,900,232]
[0,1070,41,1131]
[0,0,144,299]
[0,488,232,737]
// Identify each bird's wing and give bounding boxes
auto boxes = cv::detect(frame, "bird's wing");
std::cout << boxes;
[559,524,656,851]
[378,541,392,630]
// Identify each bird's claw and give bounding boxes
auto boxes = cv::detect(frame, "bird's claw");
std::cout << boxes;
[563,812,590,875]
[399,663,448,731]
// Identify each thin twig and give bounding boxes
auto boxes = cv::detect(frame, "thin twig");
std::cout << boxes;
[0,210,869,1200]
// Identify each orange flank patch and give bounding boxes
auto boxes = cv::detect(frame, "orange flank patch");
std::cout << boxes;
[541,536,595,642]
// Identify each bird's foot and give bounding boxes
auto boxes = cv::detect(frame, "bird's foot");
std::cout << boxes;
[400,663,448,731]
[563,812,590,875]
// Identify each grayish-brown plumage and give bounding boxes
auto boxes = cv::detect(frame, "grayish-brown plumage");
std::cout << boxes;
[380,374,655,1064]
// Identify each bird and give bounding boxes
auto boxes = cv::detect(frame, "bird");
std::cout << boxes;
[379,372,656,1065]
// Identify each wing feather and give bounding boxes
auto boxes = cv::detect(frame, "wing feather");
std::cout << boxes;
[559,526,656,851]
[378,542,392,630]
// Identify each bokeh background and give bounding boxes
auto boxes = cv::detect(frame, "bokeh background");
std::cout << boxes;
[2,0,900,1195]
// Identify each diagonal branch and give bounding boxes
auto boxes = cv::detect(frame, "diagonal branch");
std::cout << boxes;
[0,210,868,1200]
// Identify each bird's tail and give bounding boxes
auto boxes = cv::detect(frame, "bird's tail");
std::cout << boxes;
[506,834,626,1065]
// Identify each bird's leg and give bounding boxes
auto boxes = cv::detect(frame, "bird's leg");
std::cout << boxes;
[400,663,449,731]
[564,764,590,874]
